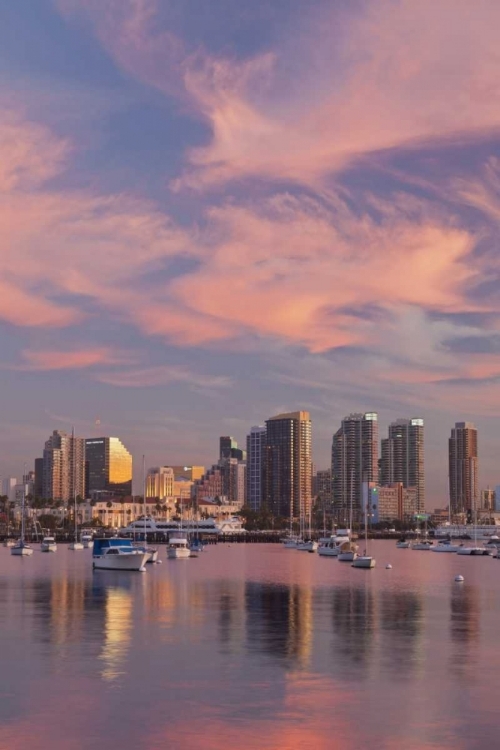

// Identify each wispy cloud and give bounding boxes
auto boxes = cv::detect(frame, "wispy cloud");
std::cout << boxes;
[95,364,232,389]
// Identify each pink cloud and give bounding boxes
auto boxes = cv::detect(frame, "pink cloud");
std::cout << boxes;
[14,347,131,371]
[95,364,231,388]
[59,0,500,190]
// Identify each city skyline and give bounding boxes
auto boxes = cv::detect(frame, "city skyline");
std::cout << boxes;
[2,1,500,506]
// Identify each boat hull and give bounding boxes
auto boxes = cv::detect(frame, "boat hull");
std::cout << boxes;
[93,553,148,571]
[396,542,411,549]
[41,544,57,552]
[318,546,340,557]
[283,540,300,548]
[411,543,433,550]
[431,545,459,553]
[338,551,357,562]
[297,541,318,552]
[82,540,94,549]
[352,556,376,569]
[456,547,491,556]
[167,547,191,559]
[11,545,33,557]
[69,542,84,551]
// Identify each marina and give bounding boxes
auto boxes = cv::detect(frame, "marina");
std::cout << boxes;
[0,540,499,749]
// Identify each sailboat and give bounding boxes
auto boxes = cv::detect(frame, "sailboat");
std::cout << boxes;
[338,470,358,561]
[69,428,84,550]
[411,515,433,550]
[352,484,376,568]
[11,479,33,556]
[457,507,490,555]
[297,497,317,551]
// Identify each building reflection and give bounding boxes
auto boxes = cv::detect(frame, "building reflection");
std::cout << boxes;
[330,584,375,673]
[245,582,312,668]
[378,589,423,676]
[98,579,134,682]
[449,583,480,679]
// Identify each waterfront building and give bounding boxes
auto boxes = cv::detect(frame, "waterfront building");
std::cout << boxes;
[332,413,378,522]
[42,430,85,501]
[146,467,175,499]
[85,437,132,498]
[481,488,495,511]
[193,465,225,503]
[246,426,266,512]
[364,483,417,524]
[495,486,500,512]
[263,411,312,519]
[2,477,17,503]
[448,422,478,517]
[380,418,425,512]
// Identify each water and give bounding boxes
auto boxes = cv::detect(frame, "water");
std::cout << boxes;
[0,541,499,749]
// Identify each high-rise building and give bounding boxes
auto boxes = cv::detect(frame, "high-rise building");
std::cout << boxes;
[313,469,332,504]
[264,411,312,519]
[43,430,85,501]
[449,422,478,517]
[85,437,132,498]
[331,412,379,522]
[246,426,266,512]
[219,436,245,461]
[380,418,424,512]
[364,483,418,524]
[34,458,44,498]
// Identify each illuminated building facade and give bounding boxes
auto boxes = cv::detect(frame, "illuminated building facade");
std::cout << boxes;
[85,437,132,498]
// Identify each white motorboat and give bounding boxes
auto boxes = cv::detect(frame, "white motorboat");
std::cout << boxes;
[11,540,33,557]
[167,535,191,559]
[81,533,94,549]
[41,536,57,552]
[92,538,148,571]
[297,540,318,552]
[3,539,15,548]
[352,555,376,569]
[456,546,491,556]
[396,538,411,549]
[69,540,84,550]
[338,541,358,562]
[431,541,461,553]
[318,540,341,557]
[411,540,433,550]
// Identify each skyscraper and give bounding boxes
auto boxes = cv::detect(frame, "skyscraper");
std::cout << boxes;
[85,437,132,497]
[246,425,266,512]
[331,413,378,522]
[43,430,85,501]
[449,422,478,517]
[380,418,425,512]
[264,411,312,519]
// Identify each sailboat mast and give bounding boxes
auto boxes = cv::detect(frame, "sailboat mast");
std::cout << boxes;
[143,455,146,543]
[72,427,77,541]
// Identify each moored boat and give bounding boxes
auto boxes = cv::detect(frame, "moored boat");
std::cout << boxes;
[338,541,358,562]
[41,536,57,552]
[3,539,15,548]
[81,533,94,549]
[167,534,191,559]
[431,540,460,553]
[92,538,148,571]
[297,539,318,552]
[396,537,411,549]
[11,540,33,557]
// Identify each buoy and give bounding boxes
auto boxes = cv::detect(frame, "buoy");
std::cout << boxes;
[386,563,392,569]
[455,574,464,582]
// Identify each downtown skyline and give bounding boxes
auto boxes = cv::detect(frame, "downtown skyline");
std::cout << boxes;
[2,1,500,505]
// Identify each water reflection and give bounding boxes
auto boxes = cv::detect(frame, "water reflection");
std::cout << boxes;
[450,584,480,644]
[330,584,375,673]
[245,583,312,667]
[379,589,423,676]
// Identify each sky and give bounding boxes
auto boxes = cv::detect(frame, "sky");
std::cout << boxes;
[1,0,500,505]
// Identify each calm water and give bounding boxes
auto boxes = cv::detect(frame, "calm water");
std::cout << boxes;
[0,541,499,749]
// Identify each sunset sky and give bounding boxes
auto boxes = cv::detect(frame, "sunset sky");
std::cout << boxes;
[2,0,500,504]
